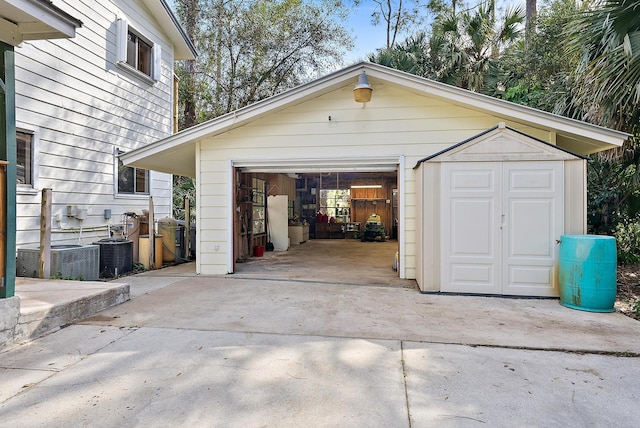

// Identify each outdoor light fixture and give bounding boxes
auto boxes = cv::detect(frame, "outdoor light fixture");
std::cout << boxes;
[353,71,373,103]
[351,184,382,189]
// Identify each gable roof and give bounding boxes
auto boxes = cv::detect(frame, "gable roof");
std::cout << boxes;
[0,0,82,45]
[121,62,629,178]
[143,0,196,60]
[415,123,587,167]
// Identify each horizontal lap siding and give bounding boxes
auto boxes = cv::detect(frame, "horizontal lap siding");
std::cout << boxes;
[196,82,564,276]
[15,0,175,247]
[197,159,229,274]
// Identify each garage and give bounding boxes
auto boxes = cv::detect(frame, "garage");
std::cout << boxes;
[121,62,628,296]
[231,163,401,277]
[416,124,586,296]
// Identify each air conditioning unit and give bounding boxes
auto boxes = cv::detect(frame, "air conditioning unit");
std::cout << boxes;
[17,245,100,280]
[92,238,133,277]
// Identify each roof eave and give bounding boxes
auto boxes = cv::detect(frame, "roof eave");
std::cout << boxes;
[143,0,197,60]
[361,63,629,149]
[1,0,83,45]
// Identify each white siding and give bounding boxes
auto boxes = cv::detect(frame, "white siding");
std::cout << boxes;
[14,0,175,248]
[564,159,587,235]
[196,82,550,277]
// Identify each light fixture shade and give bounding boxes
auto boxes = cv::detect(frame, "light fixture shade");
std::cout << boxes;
[354,71,372,103]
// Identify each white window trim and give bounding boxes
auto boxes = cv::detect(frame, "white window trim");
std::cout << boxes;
[16,125,39,195]
[114,147,151,199]
[116,18,162,84]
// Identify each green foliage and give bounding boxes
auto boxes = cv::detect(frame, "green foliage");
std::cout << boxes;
[488,0,583,112]
[368,32,435,76]
[614,214,640,264]
[587,156,631,234]
[173,175,196,221]
[632,299,640,317]
[566,0,640,131]
[587,135,640,225]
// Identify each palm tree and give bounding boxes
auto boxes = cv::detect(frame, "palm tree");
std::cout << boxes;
[430,2,524,91]
[568,0,640,131]
[368,32,433,76]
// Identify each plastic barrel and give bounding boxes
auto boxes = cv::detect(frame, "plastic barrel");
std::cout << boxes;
[558,235,617,312]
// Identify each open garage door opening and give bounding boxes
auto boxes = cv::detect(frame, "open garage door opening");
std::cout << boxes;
[231,168,409,287]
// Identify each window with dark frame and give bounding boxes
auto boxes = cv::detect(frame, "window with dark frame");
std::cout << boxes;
[116,19,161,82]
[16,130,33,186]
[126,30,152,77]
[117,156,149,195]
[252,178,266,235]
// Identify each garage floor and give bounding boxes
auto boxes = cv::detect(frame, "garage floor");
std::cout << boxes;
[233,239,415,288]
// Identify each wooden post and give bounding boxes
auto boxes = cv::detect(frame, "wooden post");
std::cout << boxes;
[148,196,155,269]
[39,188,52,278]
[184,196,190,260]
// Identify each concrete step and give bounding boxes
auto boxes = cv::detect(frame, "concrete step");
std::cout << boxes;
[10,279,130,346]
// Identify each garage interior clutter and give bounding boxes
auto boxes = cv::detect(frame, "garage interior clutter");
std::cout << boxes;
[234,171,398,262]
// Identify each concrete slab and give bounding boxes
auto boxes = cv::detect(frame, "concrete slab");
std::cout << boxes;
[403,342,640,427]
[110,265,196,297]
[0,327,408,428]
[81,276,640,354]
[233,240,410,288]
[0,325,134,404]
[2,253,639,426]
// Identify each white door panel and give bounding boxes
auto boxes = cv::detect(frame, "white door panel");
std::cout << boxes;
[442,164,501,294]
[441,161,563,296]
[503,162,562,296]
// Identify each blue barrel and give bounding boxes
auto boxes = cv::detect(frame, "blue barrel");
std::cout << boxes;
[558,235,617,312]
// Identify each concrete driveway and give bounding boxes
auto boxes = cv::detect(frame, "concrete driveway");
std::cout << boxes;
[1,259,639,427]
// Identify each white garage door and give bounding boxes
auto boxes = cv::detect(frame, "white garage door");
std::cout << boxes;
[441,161,563,296]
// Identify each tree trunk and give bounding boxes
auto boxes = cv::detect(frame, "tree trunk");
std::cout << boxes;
[178,0,199,130]
[525,0,537,43]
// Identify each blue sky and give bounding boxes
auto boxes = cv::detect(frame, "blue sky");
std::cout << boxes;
[341,3,388,64]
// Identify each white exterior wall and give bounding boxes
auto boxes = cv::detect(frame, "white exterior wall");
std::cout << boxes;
[564,159,587,235]
[416,162,441,292]
[197,82,551,277]
[14,0,175,248]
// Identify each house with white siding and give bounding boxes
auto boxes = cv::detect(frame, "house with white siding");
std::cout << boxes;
[1,0,82,347]
[122,62,629,297]
[13,0,195,253]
